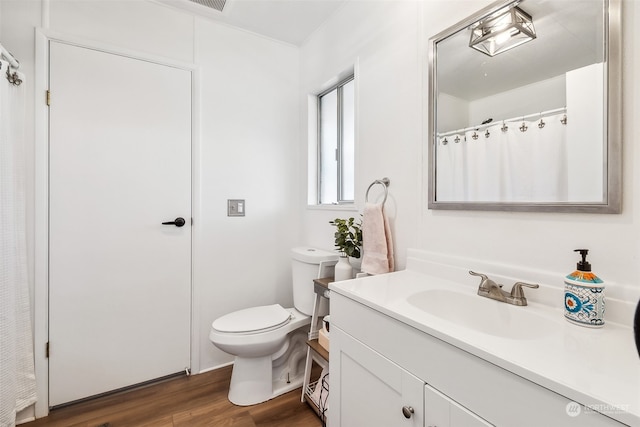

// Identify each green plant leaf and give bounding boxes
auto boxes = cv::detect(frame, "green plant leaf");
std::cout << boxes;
[329,216,363,258]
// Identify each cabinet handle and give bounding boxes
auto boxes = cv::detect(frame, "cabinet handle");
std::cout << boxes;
[402,405,414,419]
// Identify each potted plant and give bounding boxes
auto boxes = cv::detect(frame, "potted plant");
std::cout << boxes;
[329,217,362,281]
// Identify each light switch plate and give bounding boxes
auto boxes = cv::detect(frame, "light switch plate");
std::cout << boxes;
[227,199,245,217]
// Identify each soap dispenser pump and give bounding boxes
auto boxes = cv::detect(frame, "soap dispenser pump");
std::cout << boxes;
[564,249,605,327]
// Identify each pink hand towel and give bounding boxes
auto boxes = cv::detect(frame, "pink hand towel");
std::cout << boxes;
[360,202,394,275]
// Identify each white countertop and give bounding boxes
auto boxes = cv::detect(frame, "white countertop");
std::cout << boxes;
[330,264,640,426]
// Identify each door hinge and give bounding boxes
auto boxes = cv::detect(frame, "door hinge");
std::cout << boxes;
[46,90,51,106]
[46,342,50,358]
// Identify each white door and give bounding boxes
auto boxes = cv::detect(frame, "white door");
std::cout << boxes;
[48,41,192,406]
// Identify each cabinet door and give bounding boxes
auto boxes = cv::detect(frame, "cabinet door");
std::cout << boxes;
[425,384,493,427]
[330,327,424,427]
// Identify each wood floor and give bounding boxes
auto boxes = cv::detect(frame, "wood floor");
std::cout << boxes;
[24,366,323,427]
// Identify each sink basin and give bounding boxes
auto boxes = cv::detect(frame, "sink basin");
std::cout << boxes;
[407,289,558,340]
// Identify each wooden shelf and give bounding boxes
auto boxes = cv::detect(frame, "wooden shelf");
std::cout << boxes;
[306,339,329,362]
[313,277,333,296]
[313,277,333,288]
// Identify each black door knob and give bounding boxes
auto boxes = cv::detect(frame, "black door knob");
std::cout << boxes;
[162,217,186,227]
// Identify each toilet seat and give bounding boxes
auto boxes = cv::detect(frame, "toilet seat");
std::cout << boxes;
[212,304,291,334]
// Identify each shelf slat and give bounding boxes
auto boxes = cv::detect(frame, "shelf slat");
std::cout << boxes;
[303,392,321,416]
[304,380,328,422]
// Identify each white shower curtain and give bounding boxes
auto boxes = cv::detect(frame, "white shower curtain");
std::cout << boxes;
[436,113,568,202]
[0,59,37,427]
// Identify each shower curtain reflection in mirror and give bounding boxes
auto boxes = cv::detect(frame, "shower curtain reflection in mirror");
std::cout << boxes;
[435,112,602,203]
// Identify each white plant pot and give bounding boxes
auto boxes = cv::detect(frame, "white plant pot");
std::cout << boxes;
[349,256,362,274]
[334,254,353,281]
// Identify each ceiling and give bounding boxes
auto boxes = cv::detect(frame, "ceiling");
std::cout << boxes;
[152,0,346,46]
[152,0,605,99]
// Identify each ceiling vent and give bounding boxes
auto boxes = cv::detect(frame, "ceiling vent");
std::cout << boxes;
[187,0,226,13]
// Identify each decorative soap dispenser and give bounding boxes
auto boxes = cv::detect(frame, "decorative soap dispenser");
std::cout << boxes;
[564,249,605,327]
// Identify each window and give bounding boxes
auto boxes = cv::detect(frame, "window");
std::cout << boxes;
[317,76,355,205]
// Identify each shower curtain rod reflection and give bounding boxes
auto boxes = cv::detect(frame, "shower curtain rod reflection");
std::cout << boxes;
[437,106,567,138]
[0,43,20,69]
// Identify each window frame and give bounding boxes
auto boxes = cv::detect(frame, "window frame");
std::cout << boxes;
[317,74,355,205]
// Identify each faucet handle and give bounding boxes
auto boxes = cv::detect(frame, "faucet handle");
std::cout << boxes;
[469,270,488,281]
[469,271,501,289]
[510,282,539,299]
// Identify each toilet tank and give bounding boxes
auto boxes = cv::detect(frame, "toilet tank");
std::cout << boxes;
[291,247,338,315]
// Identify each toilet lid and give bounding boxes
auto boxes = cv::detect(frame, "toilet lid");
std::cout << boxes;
[212,304,291,333]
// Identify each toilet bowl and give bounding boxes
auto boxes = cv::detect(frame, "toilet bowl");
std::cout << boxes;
[209,305,311,405]
[209,247,338,406]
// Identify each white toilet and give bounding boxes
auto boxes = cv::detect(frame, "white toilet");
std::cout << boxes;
[209,247,338,406]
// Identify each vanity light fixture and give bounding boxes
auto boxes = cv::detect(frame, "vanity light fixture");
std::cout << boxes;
[469,5,536,57]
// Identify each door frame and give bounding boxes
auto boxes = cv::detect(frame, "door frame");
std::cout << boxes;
[34,29,202,417]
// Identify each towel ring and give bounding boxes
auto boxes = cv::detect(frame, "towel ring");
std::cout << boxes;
[365,177,390,204]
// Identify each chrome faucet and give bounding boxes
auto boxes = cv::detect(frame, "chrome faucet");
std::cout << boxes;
[469,271,539,306]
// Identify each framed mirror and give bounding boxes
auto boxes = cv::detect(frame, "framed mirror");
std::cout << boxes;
[427,0,621,213]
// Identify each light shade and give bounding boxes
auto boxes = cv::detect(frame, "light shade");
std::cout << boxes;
[469,5,536,57]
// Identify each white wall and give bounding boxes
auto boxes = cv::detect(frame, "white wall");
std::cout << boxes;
[300,0,640,298]
[566,63,605,202]
[467,75,566,126]
[0,0,301,414]
[436,92,468,132]
[192,18,301,369]
[300,0,424,265]
[438,74,565,132]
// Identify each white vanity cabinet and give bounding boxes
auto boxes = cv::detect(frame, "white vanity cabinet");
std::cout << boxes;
[329,291,626,427]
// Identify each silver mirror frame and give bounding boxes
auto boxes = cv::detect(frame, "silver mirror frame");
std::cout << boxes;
[427,0,621,213]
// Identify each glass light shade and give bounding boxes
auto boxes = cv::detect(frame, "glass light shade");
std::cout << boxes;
[469,6,536,56]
